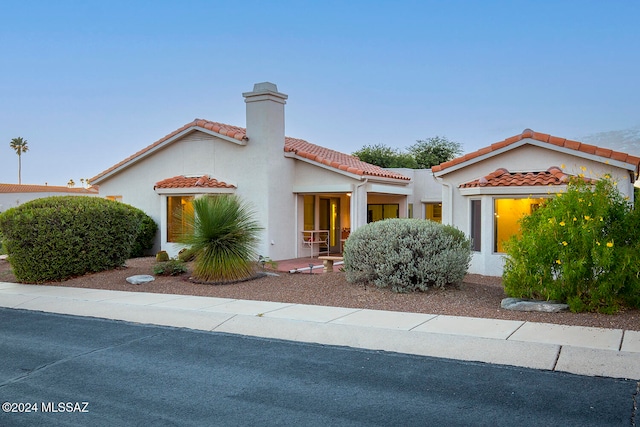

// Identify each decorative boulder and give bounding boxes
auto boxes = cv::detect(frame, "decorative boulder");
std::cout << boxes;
[126,275,155,285]
[501,297,569,313]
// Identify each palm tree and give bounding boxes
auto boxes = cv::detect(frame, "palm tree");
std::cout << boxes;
[9,137,28,184]
[178,195,263,283]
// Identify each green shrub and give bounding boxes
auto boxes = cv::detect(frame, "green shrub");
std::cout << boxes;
[124,205,157,257]
[177,195,263,283]
[0,196,141,283]
[153,259,188,276]
[503,177,640,313]
[343,218,472,292]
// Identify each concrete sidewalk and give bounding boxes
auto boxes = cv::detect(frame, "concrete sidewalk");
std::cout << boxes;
[1,281,638,380]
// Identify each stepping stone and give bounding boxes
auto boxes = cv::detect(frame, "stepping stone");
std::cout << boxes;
[126,275,155,285]
[501,297,569,313]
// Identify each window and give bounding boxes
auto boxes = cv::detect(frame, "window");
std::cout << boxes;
[106,195,122,202]
[303,195,315,230]
[470,200,481,252]
[494,198,545,252]
[167,196,194,242]
[367,204,399,222]
[425,203,442,222]
[408,203,413,219]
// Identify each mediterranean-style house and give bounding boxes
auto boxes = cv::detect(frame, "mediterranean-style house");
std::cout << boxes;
[0,183,99,213]
[90,82,640,277]
[90,82,413,263]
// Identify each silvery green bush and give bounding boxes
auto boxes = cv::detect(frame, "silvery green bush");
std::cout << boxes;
[344,218,472,292]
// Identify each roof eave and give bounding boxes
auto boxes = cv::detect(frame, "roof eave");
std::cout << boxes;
[459,184,569,196]
[285,152,410,183]
[434,138,640,177]
[154,187,236,195]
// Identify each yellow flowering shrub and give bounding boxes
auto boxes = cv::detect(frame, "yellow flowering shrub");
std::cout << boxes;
[503,177,640,313]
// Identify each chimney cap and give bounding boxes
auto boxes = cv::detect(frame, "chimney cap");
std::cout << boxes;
[253,82,278,92]
[243,82,288,103]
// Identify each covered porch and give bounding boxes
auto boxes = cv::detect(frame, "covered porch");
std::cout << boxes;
[294,182,412,259]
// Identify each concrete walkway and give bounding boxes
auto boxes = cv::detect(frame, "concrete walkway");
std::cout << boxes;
[1,281,638,380]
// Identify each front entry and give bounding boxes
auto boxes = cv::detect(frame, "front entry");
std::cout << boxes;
[319,197,341,254]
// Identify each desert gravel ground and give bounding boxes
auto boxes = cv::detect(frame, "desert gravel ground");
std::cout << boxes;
[0,256,638,331]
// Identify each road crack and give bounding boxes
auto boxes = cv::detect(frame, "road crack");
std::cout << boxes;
[0,331,167,388]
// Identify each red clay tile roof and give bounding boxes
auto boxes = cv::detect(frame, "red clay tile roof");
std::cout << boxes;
[459,166,595,188]
[91,119,409,183]
[154,175,236,190]
[284,137,410,180]
[0,183,98,194]
[432,129,640,174]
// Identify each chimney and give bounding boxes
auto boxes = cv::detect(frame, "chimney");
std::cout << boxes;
[242,82,288,151]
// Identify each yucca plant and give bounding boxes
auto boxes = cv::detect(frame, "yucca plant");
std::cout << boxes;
[178,195,263,283]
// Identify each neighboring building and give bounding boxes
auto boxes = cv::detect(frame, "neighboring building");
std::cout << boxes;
[90,82,640,276]
[90,82,412,260]
[0,183,99,213]
[432,129,640,276]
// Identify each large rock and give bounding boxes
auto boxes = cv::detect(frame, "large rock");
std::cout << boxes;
[126,275,155,285]
[501,297,569,313]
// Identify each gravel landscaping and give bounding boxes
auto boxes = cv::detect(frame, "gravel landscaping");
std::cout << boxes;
[1,256,638,331]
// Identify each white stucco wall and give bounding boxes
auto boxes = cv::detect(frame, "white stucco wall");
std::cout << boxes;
[387,168,442,219]
[98,132,236,249]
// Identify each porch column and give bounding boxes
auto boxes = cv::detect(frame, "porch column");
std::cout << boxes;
[351,182,368,230]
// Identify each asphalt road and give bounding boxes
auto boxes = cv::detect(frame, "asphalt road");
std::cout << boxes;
[0,308,636,426]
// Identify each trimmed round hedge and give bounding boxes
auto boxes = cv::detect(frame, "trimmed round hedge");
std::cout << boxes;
[124,204,158,257]
[0,196,148,283]
[343,218,472,292]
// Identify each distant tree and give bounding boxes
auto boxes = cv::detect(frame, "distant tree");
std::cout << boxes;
[352,136,463,169]
[352,144,417,168]
[408,136,463,169]
[67,179,75,188]
[9,137,29,184]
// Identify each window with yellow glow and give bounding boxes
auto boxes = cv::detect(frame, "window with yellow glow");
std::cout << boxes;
[425,203,442,222]
[167,196,194,242]
[303,195,315,231]
[367,204,399,223]
[106,195,122,202]
[494,198,545,252]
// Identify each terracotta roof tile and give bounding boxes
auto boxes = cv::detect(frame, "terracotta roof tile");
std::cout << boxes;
[432,129,640,174]
[154,175,236,190]
[460,166,594,188]
[532,132,549,143]
[284,137,410,180]
[93,119,410,183]
[0,183,98,194]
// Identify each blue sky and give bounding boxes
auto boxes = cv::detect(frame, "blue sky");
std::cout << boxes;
[1,0,638,186]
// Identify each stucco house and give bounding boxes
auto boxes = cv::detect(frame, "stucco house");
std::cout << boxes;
[0,183,99,213]
[90,82,412,261]
[431,129,640,276]
[90,82,640,277]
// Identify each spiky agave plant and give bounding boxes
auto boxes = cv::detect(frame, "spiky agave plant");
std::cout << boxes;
[178,195,263,283]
